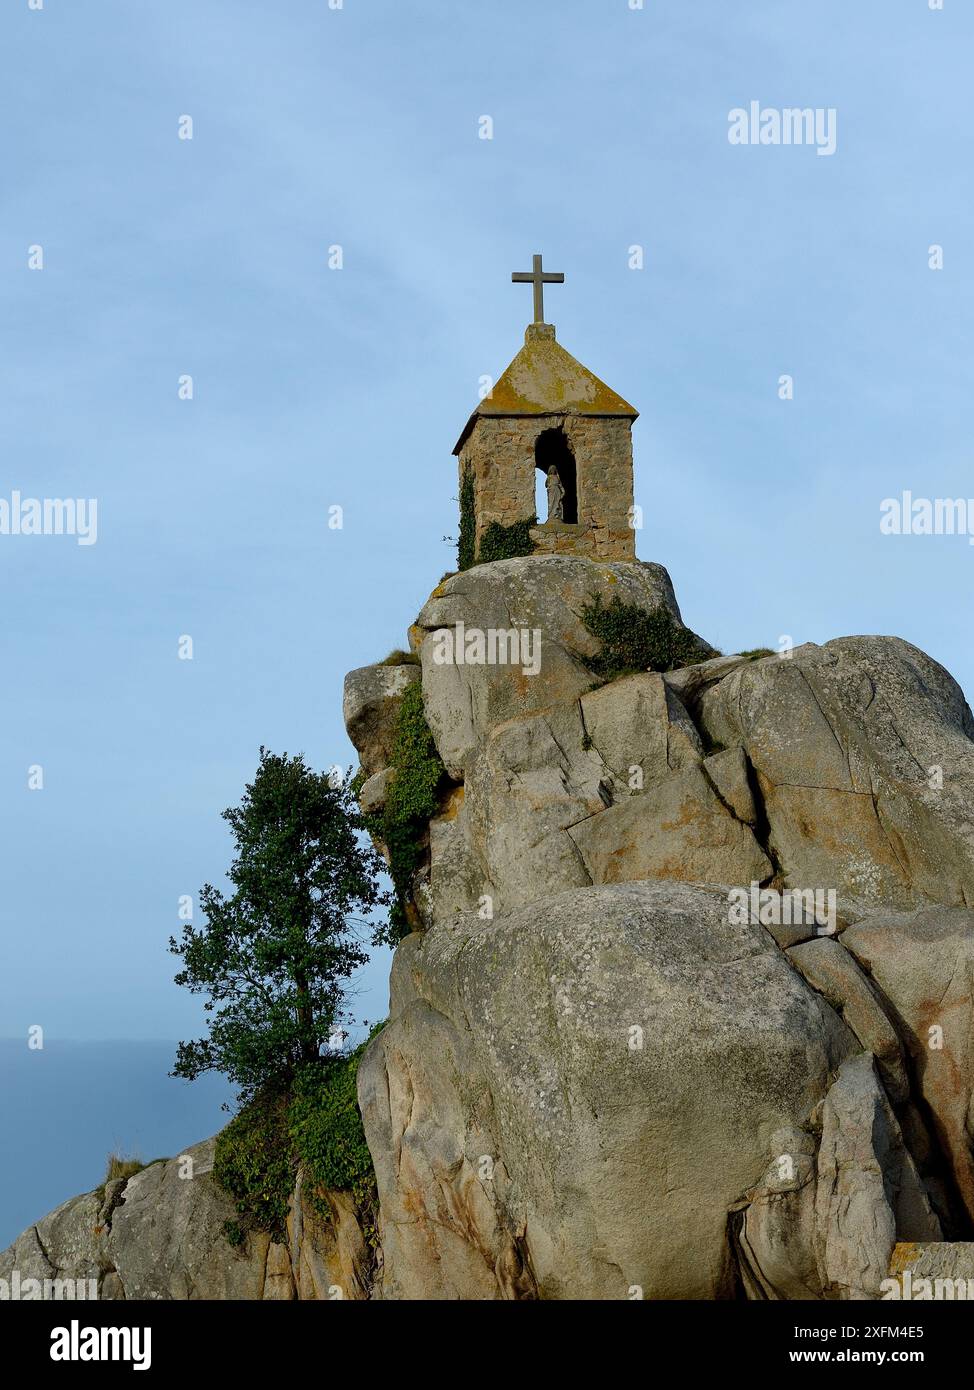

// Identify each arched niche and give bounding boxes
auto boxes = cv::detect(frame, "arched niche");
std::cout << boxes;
[535,427,578,525]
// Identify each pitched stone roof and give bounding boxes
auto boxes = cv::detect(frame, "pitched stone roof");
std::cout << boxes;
[453,324,638,454]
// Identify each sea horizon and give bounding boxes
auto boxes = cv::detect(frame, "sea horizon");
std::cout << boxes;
[0,1038,236,1251]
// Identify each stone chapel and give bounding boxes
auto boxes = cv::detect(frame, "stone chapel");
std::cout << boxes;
[453,255,638,563]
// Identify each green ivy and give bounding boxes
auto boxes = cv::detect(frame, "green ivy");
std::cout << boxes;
[458,469,476,572]
[376,680,445,942]
[477,516,537,564]
[580,593,711,682]
[457,473,536,566]
[384,682,442,824]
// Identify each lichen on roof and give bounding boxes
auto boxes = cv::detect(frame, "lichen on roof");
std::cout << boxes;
[453,324,637,453]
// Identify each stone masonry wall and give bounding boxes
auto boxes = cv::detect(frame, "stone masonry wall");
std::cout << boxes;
[457,412,635,561]
[566,414,636,561]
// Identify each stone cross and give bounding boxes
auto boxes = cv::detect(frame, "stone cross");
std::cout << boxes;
[512,253,565,324]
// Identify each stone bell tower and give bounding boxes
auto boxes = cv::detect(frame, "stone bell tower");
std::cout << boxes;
[453,254,638,563]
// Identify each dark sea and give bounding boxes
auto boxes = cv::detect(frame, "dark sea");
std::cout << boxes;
[0,1039,235,1251]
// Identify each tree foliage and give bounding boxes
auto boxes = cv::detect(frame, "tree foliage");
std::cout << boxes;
[170,749,388,1097]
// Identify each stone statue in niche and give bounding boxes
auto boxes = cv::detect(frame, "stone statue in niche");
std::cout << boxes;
[545,465,565,523]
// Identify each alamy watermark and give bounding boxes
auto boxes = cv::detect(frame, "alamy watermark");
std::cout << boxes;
[1,1270,98,1300]
[0,491,97,545]
[430,622,542,677]
[881,1271,974,1301]
[880,492,974,545]
[728,102,837,157]
[727,882,837,935]
[50,1319,151,1370]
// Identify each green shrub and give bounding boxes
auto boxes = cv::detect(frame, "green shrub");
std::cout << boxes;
[458,469,476,572]
[477,517,536,564]
[580,593,710,682]
[288,1039,378,1234]
[222,1219,245,1249]
[214,1032,385,1247]
[740,647,774,660]
[213,1089,294,1241]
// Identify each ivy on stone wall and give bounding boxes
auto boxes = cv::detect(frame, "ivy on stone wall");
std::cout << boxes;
[458,468,476,572]
[477,516,537,564]
[457,466,537,568]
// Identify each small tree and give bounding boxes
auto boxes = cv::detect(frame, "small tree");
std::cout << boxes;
[170,749,387,1098]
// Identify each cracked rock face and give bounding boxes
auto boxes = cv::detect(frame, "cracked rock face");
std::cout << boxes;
[694,637,974,917]
[0,1139,371,1301]
[359,880,858,1299]
[738,1054,941,1301]
[400,568,974,932]
[841,907,974,1226]
[343,663,420,779]
[350,557,974,1299]
[415,555,702,780]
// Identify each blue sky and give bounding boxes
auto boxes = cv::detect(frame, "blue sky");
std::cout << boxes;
[1,0,972,1048]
